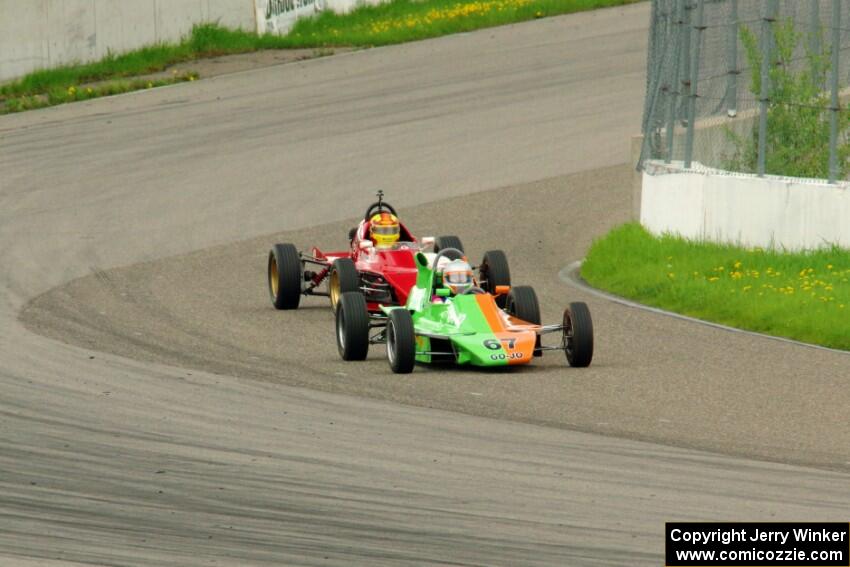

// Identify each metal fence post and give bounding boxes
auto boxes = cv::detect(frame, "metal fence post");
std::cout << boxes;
[725,0,739,117]
[757,0,777,177]
[679,0,692,124]
[666,0,686,163]
[810,0,821,64]
[829,0,841,183]
[684,0,705,169]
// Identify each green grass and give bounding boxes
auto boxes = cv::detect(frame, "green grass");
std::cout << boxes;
[3,73,198,114]
[283,0,641,47]
[582,223,850,350]
[1,0,639,113]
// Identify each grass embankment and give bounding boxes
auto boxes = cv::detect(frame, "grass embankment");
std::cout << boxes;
[284,0,640,46]
[582,223,850,350]
[1,0,639,114]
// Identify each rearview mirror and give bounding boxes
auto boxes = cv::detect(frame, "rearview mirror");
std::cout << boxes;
[359,240,373,251]
[494,285,511,295]
[436,288,451,297]
[420,236,435,251]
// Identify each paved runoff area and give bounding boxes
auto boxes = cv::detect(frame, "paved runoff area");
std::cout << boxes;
[3,3,850,566]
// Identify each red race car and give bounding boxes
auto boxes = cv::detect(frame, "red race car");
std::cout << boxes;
[267,193,505,313]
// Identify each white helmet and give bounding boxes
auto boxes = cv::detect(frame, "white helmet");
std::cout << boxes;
[442,259,474,295]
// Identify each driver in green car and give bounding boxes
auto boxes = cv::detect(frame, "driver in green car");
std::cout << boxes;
[433,258,475,302]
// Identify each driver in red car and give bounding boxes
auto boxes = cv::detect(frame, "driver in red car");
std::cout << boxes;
[369,212,401,249]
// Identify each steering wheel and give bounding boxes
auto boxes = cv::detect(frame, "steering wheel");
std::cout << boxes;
[459,286,486,295]
[364,201,398,221]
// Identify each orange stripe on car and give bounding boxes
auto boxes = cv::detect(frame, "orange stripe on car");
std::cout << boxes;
[475,295,535,365]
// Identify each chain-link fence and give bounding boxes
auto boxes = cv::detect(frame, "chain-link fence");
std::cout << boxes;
[639,0,850,182]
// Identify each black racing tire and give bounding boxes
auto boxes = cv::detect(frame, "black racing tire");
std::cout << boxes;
[329,258,360,312]
[434,236,464,258]
[336,292,370,361]
[387,309,416,374]
[348,226,357,241]
[505,285,541,325]
[564,302,593,368]
[479,250,511,307]
[268,243,302,310]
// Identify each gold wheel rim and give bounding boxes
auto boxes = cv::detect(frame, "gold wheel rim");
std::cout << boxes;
[269,256,279,297]
[329,269,340,310]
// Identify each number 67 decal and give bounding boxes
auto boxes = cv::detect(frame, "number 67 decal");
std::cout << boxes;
[483,338,517,350]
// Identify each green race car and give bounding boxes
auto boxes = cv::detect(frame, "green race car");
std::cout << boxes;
[334,248,594,373]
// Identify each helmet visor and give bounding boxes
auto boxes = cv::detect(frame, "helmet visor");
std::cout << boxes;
[372,225,399,236]
[445,270,472,285]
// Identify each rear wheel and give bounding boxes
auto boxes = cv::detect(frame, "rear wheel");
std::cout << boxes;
[505,286,540,325]
[563,302,593,367]
[507,285,541,356]
[268,243,302,310]
[336,292,370,361]
[387,309,416,374]
[434,236,464,258]
[329,258,360,312]
[479,250,511,307]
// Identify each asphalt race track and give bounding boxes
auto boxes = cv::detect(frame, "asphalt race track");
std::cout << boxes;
[2,4,850,566]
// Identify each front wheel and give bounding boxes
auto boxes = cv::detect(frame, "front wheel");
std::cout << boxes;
[563,302,593,367]
[336,292,370,361]
[387,309,416,374]
[268,243,302,310]
[329,258,360,312]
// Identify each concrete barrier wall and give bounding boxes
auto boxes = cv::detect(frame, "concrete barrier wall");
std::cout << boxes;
[324,0,385,13]
[0,0,256,82]
[254,0,322,34]
[641,161,850,251]
[1,0,392,82]
[255,0,386,34]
